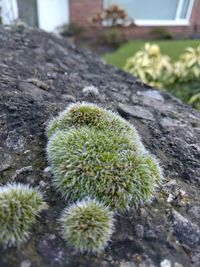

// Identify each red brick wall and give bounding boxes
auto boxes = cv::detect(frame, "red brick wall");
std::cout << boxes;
[190,0,200,35]
[69,0,103,27]
[69,0,200,39]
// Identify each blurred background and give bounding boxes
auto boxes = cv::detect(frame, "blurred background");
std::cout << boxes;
[0,0,200,110]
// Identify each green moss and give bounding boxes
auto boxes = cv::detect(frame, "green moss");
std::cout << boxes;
[0,183,47,247]
[47,126,163,210]
[47,103,140,141]
[47,103,105,138]
[59,199,114,253]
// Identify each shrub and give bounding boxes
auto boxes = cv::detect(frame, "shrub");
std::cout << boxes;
[100,28,125,47]
[0,183,47,247]
[150,27,173,40]
[174,46,200,82]
[59,199,114,253]
[124,43,173,88]
[189,92,200,110]
[123,43,200,111]
[47,103,163,211]
[58,23,86,38]
[170,45,200,109]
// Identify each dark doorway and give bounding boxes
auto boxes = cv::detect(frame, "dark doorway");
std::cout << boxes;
[17,0,38,27]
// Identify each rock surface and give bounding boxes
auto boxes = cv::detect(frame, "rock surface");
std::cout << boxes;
[0,25,200,267]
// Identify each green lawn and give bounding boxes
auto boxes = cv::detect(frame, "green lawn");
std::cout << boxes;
[103,40,200,69]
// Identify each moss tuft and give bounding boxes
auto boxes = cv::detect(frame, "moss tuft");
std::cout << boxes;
[47,102,163,211]
[59,198,114,253]
[47,126,162,210]
[0,183,47,247]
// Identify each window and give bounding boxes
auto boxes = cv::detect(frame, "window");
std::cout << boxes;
[105,0,194,25]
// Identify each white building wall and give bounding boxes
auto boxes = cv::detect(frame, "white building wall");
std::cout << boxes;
[36,0,69,32]
[0,0,18,24]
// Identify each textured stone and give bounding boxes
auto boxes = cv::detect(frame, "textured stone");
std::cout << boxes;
[20,260,31,267]
[172,210,200,248]
[137,90,165,102]
[189,205,200,220]
[160,259,171,267]
[82,85,99,96]
[118,103,154,121]
[0,151,13,171]
[135,224,144,238]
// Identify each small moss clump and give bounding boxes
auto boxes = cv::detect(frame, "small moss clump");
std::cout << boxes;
[47,102,141,141]
[47,102,163,211]
[59,199,114,253]
[47,126,162,210]
[0,183,47,247]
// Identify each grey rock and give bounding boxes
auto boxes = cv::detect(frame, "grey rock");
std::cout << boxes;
[98,261,110,267]
[118,261,136,267]
[132,254,156,267]
[0,151,13,171]
[189,206,200,220]
[174,263,183,267]
[118,103,154,121]
[82,85,99,96]
[160,259,171,267]
[62,94,76,102]
[172,210,200,248]
[18,82,53,101]
[43,166,52,178]
[26,78,50,90]
[20,260,31,267]
[160,118,178,129]
[192,253,200,267]
[11,166,33,180]
[135,224,144,238]
[137,90,164,102]
[112,92,129,103]
[145,230,157,241]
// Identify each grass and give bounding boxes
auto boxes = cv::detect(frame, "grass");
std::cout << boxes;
[103,40,200,69]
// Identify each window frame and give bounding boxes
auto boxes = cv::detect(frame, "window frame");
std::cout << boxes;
[104,0,195,26]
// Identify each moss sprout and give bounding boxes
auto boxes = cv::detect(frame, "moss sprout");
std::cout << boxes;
[47,102,163,211]
[59,198,114,253]
[0,183,47,247]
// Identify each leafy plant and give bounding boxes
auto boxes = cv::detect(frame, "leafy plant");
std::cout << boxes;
[171,45,200,109]
[174,46,200,82]
[59,198,114,253]
[100,28,125,47]
[124,43,173,88]
[0,183,47,247]
[89,5,133,28]
[189,92,200,110]
[47,102,163,211]
[124,43,200,111]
